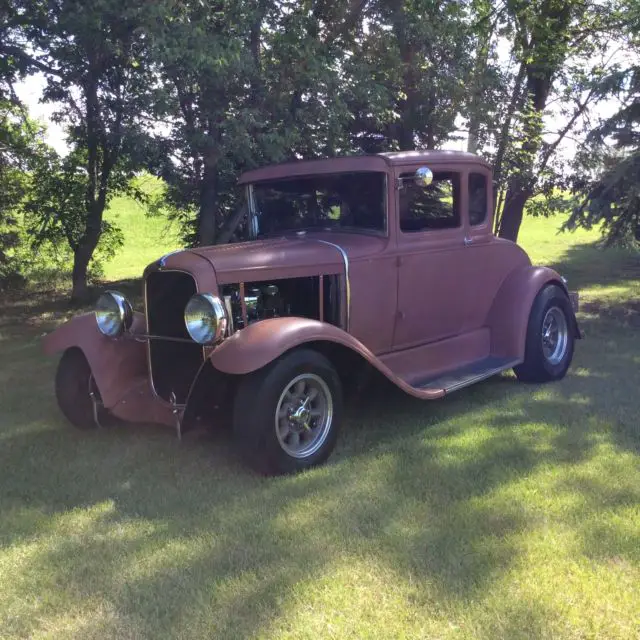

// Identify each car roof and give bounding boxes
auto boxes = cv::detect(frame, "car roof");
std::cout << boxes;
[238,150,490,184]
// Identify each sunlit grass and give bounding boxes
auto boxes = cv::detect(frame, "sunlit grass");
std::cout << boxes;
[0,208,638,639]
[103,175,182,282]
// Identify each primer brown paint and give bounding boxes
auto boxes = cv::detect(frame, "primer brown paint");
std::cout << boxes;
[43,151,577,428]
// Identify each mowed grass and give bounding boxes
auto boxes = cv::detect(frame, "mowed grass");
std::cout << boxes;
[0,210,639,639]
[103,175,182,281]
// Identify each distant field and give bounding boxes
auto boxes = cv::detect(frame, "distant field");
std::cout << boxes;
[103,197,638,314]
[102,176,182,281]
[1,202,639,639]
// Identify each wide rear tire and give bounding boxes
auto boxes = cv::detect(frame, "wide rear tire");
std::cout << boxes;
[514,284,575,383]
[233,349,343,476]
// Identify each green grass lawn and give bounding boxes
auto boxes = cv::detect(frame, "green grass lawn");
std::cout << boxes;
[103,176,182,281]
[0,211,639,639]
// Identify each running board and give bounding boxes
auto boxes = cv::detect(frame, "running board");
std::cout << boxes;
[413,356,522,395]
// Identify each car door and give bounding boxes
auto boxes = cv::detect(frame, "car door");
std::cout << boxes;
[392,166,470,349]
[456,167,520,335]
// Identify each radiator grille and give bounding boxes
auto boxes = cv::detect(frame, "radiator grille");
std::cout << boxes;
[145,270,203,402]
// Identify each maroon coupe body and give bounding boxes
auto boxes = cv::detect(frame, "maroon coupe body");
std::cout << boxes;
[44,151,580,474]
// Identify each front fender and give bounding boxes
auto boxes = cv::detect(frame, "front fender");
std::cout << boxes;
[208,317,445,399]
[42,312,148,410]
[486,265,570,360]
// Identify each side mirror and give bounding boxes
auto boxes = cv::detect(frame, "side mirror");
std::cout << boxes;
[415,167,433,187]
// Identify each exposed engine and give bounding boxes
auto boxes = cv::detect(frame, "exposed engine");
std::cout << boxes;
[220,275,341,332]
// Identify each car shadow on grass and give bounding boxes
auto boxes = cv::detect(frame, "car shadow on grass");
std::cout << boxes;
[1,242,639,638]
[546,238,640,290]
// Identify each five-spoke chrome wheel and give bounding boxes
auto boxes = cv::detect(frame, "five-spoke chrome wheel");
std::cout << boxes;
[275,373,333,458]
[541,306,569,365]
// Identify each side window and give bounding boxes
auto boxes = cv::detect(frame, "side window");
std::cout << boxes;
[469,173,488,226]
[399,171,461,232]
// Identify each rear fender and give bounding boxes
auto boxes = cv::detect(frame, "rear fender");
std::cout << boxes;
[487,266,577,360]
[208,317,445,399]
[42,312,149,410]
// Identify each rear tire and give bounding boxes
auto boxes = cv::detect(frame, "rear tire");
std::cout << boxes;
[233,349,343,475]
[514,284,575,383]
[54,348,102,429]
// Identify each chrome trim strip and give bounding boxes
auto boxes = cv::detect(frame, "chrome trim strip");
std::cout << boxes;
[312,239,350,332]
[247,185,258,240]
[130,333,196,344]
[444,359,522,394]
[419,359,523,395]
[158,249,183,267]
[318,274,324,322]
[239,282,248,327]
[383,172,389,237]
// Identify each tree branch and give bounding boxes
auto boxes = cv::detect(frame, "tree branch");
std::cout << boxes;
[0,44,61,77]
[217,201,248,244]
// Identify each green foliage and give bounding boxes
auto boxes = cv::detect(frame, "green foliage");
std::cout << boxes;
[0,101,49,289]
[471,0,625,240]
[568,151,640,246]
[525,190,577,218]
[567,5,640,246]
[345,0,475,152]
[1,0,638,278]
[3,0,161,298]
[143,0,478,245]
[22,147,126,280]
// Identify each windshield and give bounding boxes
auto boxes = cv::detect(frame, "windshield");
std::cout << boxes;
[250,171,386,237]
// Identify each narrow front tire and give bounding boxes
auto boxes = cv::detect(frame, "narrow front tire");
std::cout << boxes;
[54,348,102,429]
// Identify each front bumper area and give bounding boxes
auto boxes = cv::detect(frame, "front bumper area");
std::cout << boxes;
[108,373,177,429]
[569,290,579,313]
[43,312,183,431]
[568,290,582,339]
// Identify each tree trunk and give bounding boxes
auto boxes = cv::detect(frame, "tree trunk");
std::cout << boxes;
[498,187,530,242]
[198,159,218,246]
[492,61,526,190]
[71,245,92,303]
[392,2,417,151]
[70,229,100,303]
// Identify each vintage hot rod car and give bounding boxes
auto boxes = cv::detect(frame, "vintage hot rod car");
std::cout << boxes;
[44,151,580,475]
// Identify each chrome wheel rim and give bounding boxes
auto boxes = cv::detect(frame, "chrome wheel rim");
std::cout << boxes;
[541,306,569,365]
[275,373,333,459]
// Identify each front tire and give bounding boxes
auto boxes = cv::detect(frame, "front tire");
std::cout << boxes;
[233,349,343,475]
[54,348,102,429]
[514,284,575,383]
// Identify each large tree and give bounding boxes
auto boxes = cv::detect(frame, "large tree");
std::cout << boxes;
[566,2,640,245]
[486,0,625,241]
[147,0,365,247]
[0,101,41,289]
[5,0,156,300]
[344,0,475,152]
[147,0,477,245]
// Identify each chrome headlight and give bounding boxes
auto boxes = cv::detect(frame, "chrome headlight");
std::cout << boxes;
[184,293,227,345]
[95,291,133,337]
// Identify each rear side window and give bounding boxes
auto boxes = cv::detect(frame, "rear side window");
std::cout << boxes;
[399,171,460,232]
[469,173,488,226]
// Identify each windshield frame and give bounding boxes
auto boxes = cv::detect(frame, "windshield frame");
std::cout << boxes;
[245,171,389,240]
